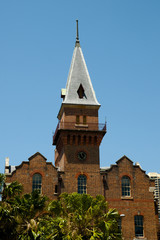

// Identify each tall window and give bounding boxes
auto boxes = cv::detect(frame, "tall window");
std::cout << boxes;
[83,135,86,145]
[83,116,86,124]
[134,215,143,237]
[67,135,70,144]
[89,136,92,144]
[76,115,80,124]
[78,175,87,194]
[78,135,81,145]
[32,173,42,193]
[121,176,131,196]
[94,136,97,145]
[73,135,76,145]
[117,218,121,233]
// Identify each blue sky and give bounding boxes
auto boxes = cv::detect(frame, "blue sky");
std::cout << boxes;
[0,1,160,174]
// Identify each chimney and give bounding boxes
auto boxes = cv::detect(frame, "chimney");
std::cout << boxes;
[5,157,10,174]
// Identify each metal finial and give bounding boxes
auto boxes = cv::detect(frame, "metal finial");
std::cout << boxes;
[75,20,80,46]
[76,20,79,42]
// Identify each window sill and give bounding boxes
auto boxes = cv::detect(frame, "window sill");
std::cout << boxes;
[75,124,88,128]
[133,237,146,240]
[121,196,133,200]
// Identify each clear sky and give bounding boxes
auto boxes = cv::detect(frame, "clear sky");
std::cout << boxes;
[0,1,160,175]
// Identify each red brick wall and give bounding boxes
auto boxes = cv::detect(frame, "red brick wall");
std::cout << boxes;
[6,153,58,200]
[103,156,158,240]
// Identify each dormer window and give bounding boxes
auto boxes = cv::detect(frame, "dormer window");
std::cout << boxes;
[77,84,85,99]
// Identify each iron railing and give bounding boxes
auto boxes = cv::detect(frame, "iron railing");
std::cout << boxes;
[53,121,106,144]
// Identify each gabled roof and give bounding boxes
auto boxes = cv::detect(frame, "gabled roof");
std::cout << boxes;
[116,155,133,164]
[100,155,149,178]
[62,22,100,107]
[28,152,47,161]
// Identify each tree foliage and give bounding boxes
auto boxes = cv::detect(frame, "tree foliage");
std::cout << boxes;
[0,180,122,240]
[46,193,122,240]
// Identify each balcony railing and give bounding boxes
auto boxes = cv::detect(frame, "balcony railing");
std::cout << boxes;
[53,121,106,144]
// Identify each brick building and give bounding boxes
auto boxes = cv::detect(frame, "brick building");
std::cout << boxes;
[5,21,158,239]
[148,172,160,222]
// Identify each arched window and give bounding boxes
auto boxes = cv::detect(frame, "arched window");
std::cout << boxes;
[32,173,42,193]
[78,175,87,194]
[121,176,131,196]
[134,215,143,237]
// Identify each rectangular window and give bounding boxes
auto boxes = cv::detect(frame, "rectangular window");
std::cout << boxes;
[73,135,76,145]
[122,176,131,196]
[83,116,86,124]
[55,185,58,194]
[134,215,143,237]
[78,175,87,194]
[117,218,121,233]
[76,115,80,124]
[67,135,70,144]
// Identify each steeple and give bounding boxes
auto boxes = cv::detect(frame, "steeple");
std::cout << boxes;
[60,20,100,115]
[53,22,106,193]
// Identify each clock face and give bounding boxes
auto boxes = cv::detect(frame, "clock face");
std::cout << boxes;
[78,151,87,161]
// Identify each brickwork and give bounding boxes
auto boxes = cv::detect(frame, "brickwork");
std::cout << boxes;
[4,32,159,239]
[5,153,158,238]
[6,153,58,200]
[5,107,158,239]
[102,156,158,240]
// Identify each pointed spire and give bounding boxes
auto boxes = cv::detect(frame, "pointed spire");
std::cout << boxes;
[62,22,100,107]
[75,20,80,47]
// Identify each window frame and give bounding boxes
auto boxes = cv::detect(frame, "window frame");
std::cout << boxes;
[121,176,131,197]
[134,215,144,237]
[76,115,80,124]
[78,175,87,194]
[83,116,87,124]
[32,173,42,193]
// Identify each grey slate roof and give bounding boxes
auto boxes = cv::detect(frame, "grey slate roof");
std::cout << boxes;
[62,44,100,106]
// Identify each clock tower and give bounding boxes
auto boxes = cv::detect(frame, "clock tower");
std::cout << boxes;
[53,21,106,196]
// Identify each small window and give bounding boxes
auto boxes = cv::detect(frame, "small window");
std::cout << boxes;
[83,135,86,145]
[55,185,58,194]
[78,175,87,194]
[134,215,143,237]
[117,218,121,233]
[89,136,92,144]
[76,115,80,124]
[122,176,131,197]
[94,136,97,145]
[32,173,42,193]
[67,135,70,144]
[83,116,86,124]
[78,135,81,145]
[77,84,85,99]
[73,135,76,145]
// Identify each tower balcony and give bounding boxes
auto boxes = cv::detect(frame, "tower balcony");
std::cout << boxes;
[53,121,106,145]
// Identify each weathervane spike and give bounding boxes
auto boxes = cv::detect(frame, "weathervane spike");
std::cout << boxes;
[75,20,80,46]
